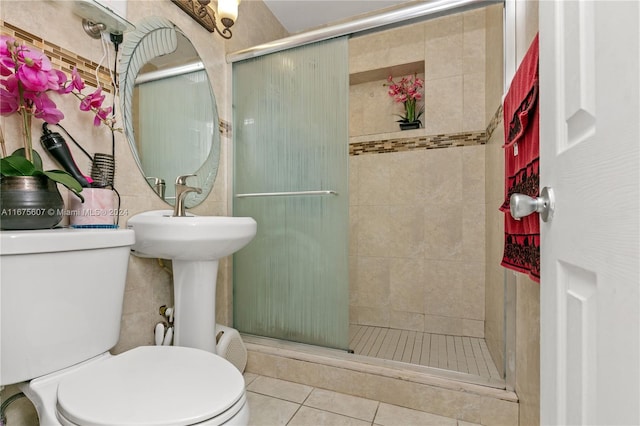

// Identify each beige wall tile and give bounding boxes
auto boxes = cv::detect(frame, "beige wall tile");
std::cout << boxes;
[462,319,485,338]
[350,23,425,74]
[355,256,390,309]
[390,258,426,313]
[460,262,486,321]
[463,72,486,131]
[463,202,486,262]
[356,154,392,206]
[357,205,392,257]
[353,306,390,328]
[349,255,359,305]
[485,4,504,124]
[463,8,487,74]
[463,145,487,203]
[484,115,506,376]
[389,310,425,332]
[424,14,464,80]
[424,314,463,336]
[424,202,463,261]
[424,76,464,134]
[424,147,463,206]
[388,150,428,206]
[424,260,462,318]
[387,205,426,258]
[349,205,359,256]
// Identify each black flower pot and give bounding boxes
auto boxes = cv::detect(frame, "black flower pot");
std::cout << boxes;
[0,176,64,230]
[399,121,421,131]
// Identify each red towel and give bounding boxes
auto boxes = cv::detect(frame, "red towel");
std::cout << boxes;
[499,34,540,283]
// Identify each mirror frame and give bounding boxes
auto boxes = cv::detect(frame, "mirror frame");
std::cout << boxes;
[119,16,220,208]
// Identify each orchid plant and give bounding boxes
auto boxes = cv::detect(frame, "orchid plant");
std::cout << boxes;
[384,73,424,125]
[0,35,116,198]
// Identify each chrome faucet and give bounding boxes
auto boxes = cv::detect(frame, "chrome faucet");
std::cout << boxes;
[173,174,202,217]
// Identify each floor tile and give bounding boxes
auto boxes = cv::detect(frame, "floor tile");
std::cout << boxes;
[304,388,379,422]
[288,406,372,426]
[247,376,314,404]
[374,402,457,426]
[246,391,300,426]
[457,421,482,426]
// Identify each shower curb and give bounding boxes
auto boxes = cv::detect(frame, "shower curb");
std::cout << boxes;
[244,336,519,426]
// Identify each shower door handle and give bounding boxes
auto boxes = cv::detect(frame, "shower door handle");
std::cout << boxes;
[236,190,338,198]
[509,186,555,222]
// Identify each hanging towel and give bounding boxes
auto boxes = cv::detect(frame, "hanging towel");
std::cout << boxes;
[499,33,540,283]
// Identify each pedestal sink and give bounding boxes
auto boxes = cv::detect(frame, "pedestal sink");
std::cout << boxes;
[127,210,256,354]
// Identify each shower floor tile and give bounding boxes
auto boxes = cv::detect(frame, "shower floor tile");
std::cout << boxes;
[349,324,501,380]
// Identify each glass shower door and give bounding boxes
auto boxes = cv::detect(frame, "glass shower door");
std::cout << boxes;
[233,38,349,350]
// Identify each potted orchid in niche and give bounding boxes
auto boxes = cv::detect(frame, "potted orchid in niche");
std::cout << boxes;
[0,35,115,230]
[384,73,424,130]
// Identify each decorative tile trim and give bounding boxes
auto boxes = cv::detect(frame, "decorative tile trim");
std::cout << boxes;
[349,105,505,156]
[349,130,486,156]
[1,22,114,93]
[486,103,503,141]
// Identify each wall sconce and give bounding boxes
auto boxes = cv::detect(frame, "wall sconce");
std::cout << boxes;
[171,0,240,39]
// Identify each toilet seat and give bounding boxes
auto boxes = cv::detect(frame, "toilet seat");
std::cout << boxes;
[55,346,246,426]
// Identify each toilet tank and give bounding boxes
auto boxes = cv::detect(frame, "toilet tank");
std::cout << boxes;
[0,229,135,386]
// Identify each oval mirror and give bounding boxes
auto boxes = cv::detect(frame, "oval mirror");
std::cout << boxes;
[119,17,220,208]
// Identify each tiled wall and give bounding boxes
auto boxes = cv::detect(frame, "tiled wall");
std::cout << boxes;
[483,3,506,378]
[349,9,486,137]
[348,7,487,338]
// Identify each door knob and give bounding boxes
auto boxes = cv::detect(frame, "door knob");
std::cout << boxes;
[509,186,555,222]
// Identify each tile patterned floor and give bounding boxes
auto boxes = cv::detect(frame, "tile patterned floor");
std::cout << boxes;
[244,373,483,426]
[349,325,501,380]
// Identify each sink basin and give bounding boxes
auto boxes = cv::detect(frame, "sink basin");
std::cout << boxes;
[127,210,257,261]
[127,210,257,353]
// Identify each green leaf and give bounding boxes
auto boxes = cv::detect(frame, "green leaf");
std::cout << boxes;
[0,155,37,176]
[41,170,85,202]
[11,148,44,170]
[32,150,44,171]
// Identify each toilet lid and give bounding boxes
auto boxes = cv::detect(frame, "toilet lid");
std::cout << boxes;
[56,346,245,426]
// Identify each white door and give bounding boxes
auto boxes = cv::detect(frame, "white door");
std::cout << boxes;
[539,1,640,425]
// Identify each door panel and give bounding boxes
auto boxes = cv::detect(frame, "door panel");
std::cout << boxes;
[232,38,350,350]
[539,1,640,424]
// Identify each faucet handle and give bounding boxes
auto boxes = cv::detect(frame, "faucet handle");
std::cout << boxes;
[175,174,197,185]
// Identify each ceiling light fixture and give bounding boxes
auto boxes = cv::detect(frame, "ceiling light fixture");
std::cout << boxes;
[171,0,240,39]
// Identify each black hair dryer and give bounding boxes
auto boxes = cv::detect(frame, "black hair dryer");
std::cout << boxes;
[40,124,92,187]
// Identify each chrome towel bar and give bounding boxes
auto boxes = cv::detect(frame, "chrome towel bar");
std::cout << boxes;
[235,190,338,198]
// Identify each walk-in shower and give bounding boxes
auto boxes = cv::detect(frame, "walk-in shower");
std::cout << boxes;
[230,0,508,387]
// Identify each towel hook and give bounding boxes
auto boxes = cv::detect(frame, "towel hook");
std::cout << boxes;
[510,186,555,222]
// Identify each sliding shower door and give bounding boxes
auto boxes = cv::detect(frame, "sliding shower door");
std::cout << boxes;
[233,38,349,350]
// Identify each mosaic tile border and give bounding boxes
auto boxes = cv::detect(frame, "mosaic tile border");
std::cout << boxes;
[1,22,114,93]
[349,130,486,156]
[486,103,503,141]
[349,105,505,156]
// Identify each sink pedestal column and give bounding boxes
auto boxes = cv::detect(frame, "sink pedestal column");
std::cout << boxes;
[172,259,219,353]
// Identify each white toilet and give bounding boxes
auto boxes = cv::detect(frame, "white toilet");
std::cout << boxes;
[0,229,249,425]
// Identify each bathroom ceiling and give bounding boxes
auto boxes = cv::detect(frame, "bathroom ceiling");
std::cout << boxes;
[262,0,413,34]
